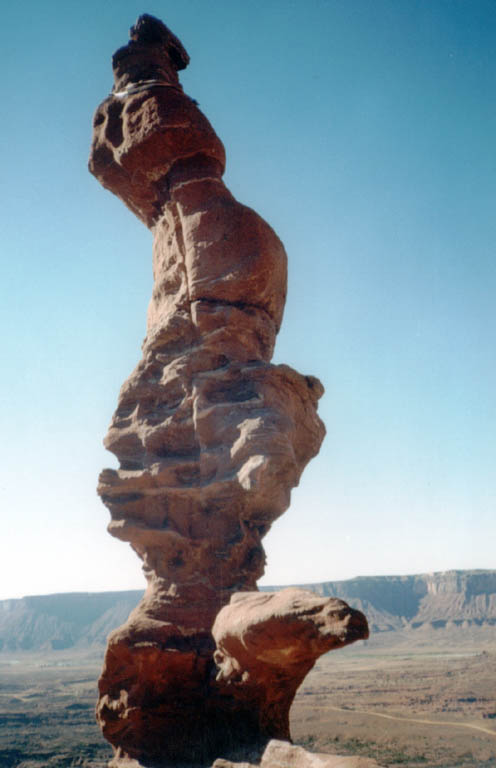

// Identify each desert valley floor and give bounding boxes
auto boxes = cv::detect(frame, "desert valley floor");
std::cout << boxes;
[0,624,495,768]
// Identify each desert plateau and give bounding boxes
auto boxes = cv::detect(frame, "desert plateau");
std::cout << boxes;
[1,571,495,768]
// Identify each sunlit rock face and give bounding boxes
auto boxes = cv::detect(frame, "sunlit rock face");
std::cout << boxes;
[213,739,381,768]
[90,14,366,767]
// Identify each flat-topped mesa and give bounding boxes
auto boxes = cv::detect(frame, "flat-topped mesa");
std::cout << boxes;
[90,15,366,767]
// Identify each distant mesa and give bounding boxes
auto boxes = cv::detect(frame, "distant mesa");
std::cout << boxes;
[1,570,495,653]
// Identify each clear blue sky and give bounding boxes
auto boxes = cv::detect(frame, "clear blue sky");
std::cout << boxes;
[1,1,494,600]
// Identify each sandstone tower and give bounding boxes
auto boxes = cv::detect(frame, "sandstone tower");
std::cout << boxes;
[89,15,368,766]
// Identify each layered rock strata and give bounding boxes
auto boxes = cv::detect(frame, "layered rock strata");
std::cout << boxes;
[90,14,368,766]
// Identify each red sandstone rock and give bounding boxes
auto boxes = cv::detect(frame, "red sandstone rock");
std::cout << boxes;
[90,14,367,767]
[213,589,369,741]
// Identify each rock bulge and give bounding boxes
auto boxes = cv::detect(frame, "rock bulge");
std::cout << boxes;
[90,15,368,767]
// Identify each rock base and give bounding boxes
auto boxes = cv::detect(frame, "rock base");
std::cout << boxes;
[107,739,382,768]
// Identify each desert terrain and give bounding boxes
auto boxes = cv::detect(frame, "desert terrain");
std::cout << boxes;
[292,625,496,767]
[0,651,110,767]
[1,624,494,768]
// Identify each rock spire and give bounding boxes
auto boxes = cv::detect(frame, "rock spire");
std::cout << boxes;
[89,14,368,767]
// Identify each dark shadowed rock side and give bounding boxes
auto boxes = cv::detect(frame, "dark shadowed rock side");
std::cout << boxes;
[89,14,368,767]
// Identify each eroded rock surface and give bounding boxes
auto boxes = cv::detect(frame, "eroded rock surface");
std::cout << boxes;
[213,589,369,741]
[90,14,367,767]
